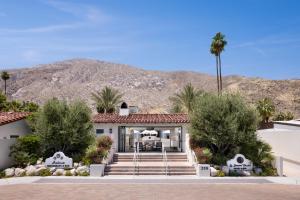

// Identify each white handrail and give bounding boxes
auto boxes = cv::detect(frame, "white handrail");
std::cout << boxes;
[133,142,140,175]
[162,144,169,176]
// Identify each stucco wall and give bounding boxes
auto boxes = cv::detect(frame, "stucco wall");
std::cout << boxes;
[93,123,188,152]
[0,120,31,139]
[257,128,300,177]
[0,119,31,170]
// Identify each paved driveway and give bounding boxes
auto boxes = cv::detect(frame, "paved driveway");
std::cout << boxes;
[1,183,300,200]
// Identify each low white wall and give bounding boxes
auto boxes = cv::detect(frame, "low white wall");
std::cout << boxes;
[0,139,16,170]
[258,129,300,177]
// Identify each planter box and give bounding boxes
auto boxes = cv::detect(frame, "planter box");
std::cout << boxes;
[198,164,211,177]
[90,164,105,177]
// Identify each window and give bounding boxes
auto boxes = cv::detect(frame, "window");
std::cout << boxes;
[96,129,104,135]
[10,135,19,139]
[109,128,113,134]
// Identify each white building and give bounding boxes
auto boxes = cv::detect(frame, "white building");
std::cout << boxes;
[92,103,189,153]
[258,119,300,177]
[0,112,31,170]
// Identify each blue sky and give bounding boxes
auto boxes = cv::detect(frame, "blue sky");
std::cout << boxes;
[0,0,300,79]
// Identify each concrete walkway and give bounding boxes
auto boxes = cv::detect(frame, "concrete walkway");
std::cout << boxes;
[1,178,300,200]
[1,176,300,185]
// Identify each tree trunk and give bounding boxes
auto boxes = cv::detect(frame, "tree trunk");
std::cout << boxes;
[216,56,220,95]
[218,54,223,93]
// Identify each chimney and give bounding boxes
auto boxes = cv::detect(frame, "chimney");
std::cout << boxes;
[119,102,129,116]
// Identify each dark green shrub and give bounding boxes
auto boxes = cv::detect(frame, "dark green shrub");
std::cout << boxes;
[0,171,5,179]
[36,98,94,159]
[240,140,274,171]
[190,93,259,165]
[39,168,51,177]
[10,134,41,167]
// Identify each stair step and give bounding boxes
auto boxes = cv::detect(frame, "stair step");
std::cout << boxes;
[105,172,196,175]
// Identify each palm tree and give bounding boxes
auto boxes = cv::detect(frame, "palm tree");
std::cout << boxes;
[1,71,10,95]
[256,98,275,123]
[169,83,203,113]
[91,86,123,113]
[210,32,227,94]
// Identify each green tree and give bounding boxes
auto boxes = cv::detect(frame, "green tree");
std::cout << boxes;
[21,101,39,112]
[169,83,203,113]
[35,98,94,160]
[1,71,10,95]
[210,32,227,94]
[189,93,259,164]
[0,92,9,111]
[256,98,275,123]
[10,134,41,167]
[92,86,123,113]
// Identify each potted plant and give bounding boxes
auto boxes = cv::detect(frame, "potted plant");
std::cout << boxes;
[85,135,113,176]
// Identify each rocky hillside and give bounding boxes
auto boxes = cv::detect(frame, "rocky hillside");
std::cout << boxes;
[2,59,300,117]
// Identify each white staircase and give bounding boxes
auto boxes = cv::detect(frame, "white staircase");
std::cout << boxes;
[105,153,196,176]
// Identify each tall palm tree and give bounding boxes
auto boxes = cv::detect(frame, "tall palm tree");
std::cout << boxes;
[169,83,203,113]
[91,86,123,113]
[1,71,10,95]
[210,32,227,94]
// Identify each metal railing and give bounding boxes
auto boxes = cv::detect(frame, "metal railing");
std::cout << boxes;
[133,142,140,175]
[162,144,169,176]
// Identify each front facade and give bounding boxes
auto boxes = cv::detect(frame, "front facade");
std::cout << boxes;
[0,112,31,169]
[92,106,189,153]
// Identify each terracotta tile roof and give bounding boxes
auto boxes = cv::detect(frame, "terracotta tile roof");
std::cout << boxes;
[92,113,189,124]
[0,112,30,126]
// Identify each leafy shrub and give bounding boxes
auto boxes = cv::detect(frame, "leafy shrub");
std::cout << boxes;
[65,170,73,176]
[0,171,5,179]
[96,135,113,151]
[240,140,274,171]
[36,98,94,159]
[260,167,277,176]
[78,171,89,176]
[285,112,294,120]
[190,93,259,165]
[216,171,225,177]
[194,147,212,164]
[10,134,41,167]
[39,168,51,177]
[85,135,112,164]
[273,111,294,121]
[55,171,63,176]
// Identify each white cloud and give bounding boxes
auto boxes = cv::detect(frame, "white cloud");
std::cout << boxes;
[0,23,82,34]
[44,0,111,23]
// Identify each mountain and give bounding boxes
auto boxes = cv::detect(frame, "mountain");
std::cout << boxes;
[2,59,300,117]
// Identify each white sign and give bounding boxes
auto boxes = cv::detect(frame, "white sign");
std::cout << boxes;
[45,152,73,169]
[227,154,253,172]
[198,164,211,177]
